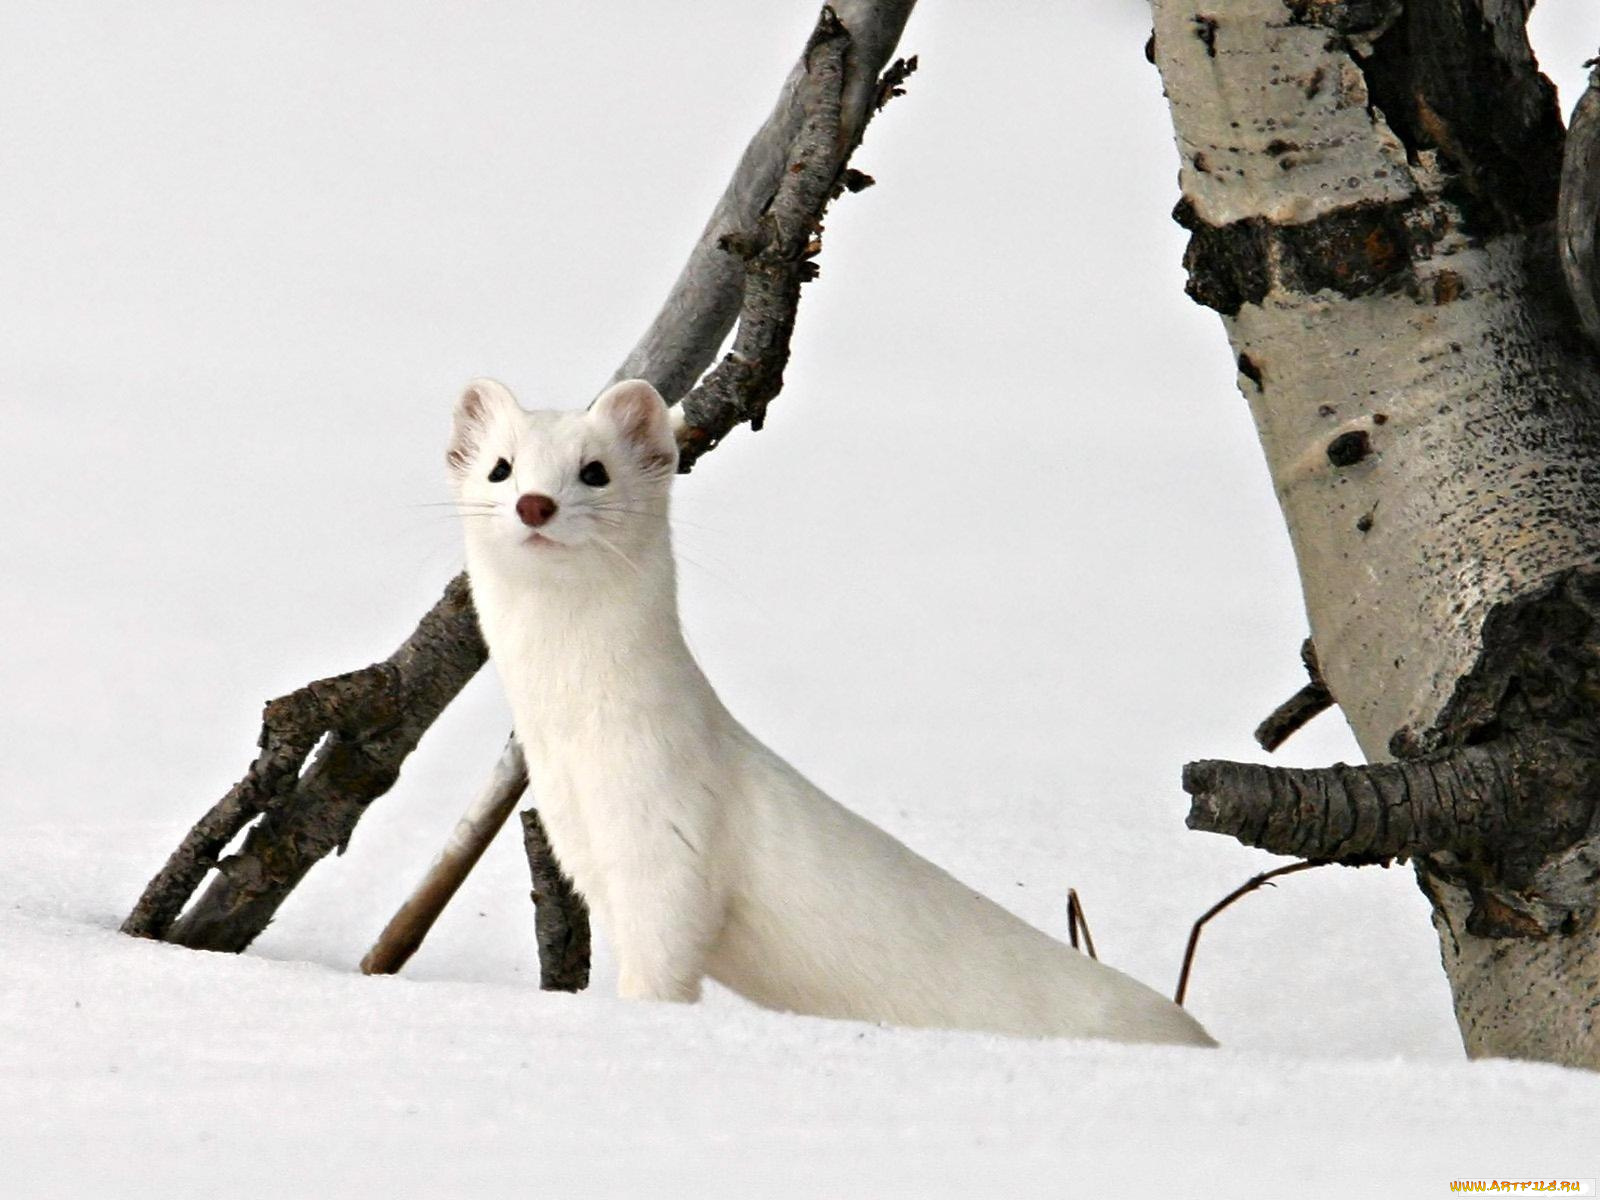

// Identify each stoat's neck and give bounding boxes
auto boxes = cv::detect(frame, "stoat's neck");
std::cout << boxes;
[468,529,715,735]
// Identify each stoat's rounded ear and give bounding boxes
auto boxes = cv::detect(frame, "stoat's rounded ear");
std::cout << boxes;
[448,378,519,477]
[590,379,677,475]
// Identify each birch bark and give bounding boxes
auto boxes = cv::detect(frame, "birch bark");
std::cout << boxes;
[1153,0,1600,1065]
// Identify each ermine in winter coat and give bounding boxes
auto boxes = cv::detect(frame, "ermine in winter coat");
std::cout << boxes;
[450,376,1214,1046]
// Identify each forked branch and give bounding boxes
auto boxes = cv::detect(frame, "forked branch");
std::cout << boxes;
[122,575,484,944]
[124,0,920,956]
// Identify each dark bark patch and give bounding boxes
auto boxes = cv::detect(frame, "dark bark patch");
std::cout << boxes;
[1327,429,1372,467]
[1237,353,1264,391]
[1283,0,1399,35]
[1385,569,1600,931]
[1173,197,1270,315]
[1277,203,1410,295]
[1193,15,1218,58]
[1354,0,1563,232]
[1176,198,1441,314]
[839,168,875,193]
[1403,569,1600,755]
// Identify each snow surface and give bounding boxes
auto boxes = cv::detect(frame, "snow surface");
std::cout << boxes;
[4,2,1600,1196]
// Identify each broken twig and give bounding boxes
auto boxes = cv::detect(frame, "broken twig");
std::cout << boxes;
[1254,638,1334,752]
[1066,888,1098,960]
[360,738,530,976]
[1174,860,1326,1007]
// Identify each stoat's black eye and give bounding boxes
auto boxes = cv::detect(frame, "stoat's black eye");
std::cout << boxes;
[487,458,512,483]
[579,460,610,487]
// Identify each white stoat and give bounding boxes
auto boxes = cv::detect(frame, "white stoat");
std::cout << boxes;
[449,377,1214,1046]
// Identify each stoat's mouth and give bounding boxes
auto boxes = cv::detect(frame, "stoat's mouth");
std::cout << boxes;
[524,532,564,547]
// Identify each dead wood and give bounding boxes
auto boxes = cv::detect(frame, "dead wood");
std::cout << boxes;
[1559,59,1600,347]
[360,739,529,976]
[122,574,484,945]
[125,1,920,956]
[1254,638,1334,752]
[1065,888,1097,960]
[520,808,591,992]
[1174,861,1327,1007]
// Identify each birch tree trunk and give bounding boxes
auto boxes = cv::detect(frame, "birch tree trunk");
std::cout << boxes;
[1151,0,1600,1066]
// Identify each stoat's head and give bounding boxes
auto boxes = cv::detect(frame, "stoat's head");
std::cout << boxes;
[448,377,677,578]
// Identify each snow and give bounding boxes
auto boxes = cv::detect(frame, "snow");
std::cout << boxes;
[6,829,1598,1198]
[4,2,1600,1197]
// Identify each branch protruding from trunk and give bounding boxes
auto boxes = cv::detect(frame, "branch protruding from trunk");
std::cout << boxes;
[1559,58,1600,348]
[1254,638,1335,752]
[520,808,591,992]
[1185,730,1600,903]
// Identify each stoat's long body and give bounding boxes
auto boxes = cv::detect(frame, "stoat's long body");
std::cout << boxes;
[451,378,1213,1046]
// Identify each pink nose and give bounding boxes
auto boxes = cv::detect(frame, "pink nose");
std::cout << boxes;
[516,493,558,528]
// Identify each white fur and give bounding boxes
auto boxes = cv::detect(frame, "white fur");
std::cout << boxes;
[450,377,1215,1046]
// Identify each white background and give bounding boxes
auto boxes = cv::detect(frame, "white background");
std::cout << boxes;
[4,2,1599,1195]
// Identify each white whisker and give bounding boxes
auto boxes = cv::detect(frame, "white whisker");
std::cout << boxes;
[590,531,643,578]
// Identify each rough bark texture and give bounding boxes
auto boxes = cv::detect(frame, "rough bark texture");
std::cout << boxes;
[677,37,915,468]
[1254,638,1334,751]
[1154,0,1600,1065]
[123,574,485,946]
[1560,61,1600,347]
[1188,730,1600,906]
[126,0,919,958]
[520,808,591,992]
[609,0,916,403]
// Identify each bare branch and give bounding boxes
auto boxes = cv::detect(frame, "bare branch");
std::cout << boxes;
[119,661,404,939]
[1254,638,1334,752]
[610,0,918,402]
[1174,861,1327,1007]
[675,44,917,467]
[520,808,590,992]
[123,575,484,945]
[124,2,920,956]
[1560,59,1600,347]
[360,738,529,976]
[1183,730,1598,876]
